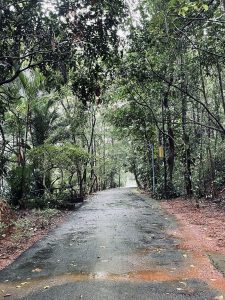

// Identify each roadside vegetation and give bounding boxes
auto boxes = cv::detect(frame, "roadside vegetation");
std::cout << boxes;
[107,0,225,201]
[0,0,128,210]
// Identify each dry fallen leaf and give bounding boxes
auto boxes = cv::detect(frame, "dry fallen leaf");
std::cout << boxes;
[176,288,183,291]
[183,254,187,258]
[32,268,42,273]
[20,282,28,286]
[215,296,224,300]
[44,286,49,289]
[3,294,11,298]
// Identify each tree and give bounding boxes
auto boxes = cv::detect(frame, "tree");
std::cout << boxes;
[106,0,225,200]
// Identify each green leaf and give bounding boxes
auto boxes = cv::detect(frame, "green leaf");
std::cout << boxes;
[202,4,209,11]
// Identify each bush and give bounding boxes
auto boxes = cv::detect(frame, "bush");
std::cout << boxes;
[33,208,59,228]
[11,218,33,242]
[7,166,33,207]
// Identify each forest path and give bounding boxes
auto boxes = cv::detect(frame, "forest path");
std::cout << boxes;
[0,188,224,299]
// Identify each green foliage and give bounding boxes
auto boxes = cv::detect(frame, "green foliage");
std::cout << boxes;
[104,0,225,201]
[7,166,33,206]
[29,143,89,171]
[0,0,127,89]
[3,0,225,211]
[0,0,129,210]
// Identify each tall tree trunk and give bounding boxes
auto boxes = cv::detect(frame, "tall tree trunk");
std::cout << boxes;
[161,99,168,197]
[216,59,225,116]
[163,77,175,193]
[181,56,193,197]
[200,60,215,197]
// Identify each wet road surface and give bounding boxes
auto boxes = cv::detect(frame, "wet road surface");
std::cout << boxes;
[0,188,224,299]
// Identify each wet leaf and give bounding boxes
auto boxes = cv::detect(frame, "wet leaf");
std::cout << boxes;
[44,286,49,289]
[32,268,42,273]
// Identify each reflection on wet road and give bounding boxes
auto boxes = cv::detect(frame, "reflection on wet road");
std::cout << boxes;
[0,188,224,299]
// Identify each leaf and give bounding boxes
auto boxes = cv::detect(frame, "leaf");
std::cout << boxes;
[182,6,189,12]
[202,4,209,11]
[44,286,50,289]
[215,296,224,300]
[32,268,42,273]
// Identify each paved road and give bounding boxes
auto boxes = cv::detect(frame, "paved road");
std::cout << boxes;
[0,188,223,299]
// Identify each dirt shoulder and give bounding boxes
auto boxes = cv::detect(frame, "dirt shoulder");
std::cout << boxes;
[161,198,225,253]
[161,197,225,291]
[0,207,72,270]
